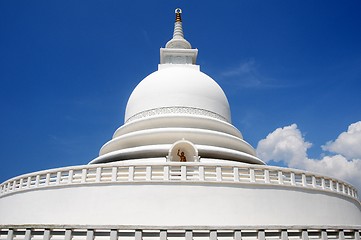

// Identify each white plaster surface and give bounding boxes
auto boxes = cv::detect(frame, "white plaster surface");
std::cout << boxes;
[125,66,231,123]
[1,182,360,226]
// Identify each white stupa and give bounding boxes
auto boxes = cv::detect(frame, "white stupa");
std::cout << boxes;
[1,8,360,240]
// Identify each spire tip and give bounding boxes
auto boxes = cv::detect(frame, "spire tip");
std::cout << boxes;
[175,8,182,22]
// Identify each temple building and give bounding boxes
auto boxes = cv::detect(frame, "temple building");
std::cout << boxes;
[1,8,360,240]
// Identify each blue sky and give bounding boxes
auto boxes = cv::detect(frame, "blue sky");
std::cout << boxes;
[1,1,361,190]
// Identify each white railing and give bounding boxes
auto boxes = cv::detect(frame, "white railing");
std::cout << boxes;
[0,162,358,200]
[0,225,360,240]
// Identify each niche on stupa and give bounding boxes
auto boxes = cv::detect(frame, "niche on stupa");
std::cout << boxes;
[167,139,199,162]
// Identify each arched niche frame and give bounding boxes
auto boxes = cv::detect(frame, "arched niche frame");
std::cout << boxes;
[167,139,199,162]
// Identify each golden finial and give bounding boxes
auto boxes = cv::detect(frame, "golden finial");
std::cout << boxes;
[175,8,182,22]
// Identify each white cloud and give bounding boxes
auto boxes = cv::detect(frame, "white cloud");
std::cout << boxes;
[221,59,256,77]
[322,121,361,159]
[220,59,288,89]
[220,59,262,88]
[256,121,361,195]
[257,124,311,168]
[303,155,361,190]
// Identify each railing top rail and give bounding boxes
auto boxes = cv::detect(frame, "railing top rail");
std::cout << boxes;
[1,161,355,187]
[0,161,358,201]
[0,224,360,231]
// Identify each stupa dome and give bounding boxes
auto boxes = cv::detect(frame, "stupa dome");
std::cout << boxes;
[125,65,231,123]
[88,8,263,165]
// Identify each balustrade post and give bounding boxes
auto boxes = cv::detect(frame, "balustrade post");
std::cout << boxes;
[19,178,24,189]
[258,230,265,240]
[56,172,61,185]
[278,171,283,184]
[160,230,167,240]
[312,176,316,188]
[6,229,14,240]
[43,229,51,240]
[68,170,74,184]
[199,166,205,181]
[164,165,169,181]
[110,230,118,240]
[111,167,117,182]
[64,229,72,240]
[45,173,50,186]
[355,231,360,240]
[290,172,295,185]
[339,230,345,240]
[281,230,288,240]
[86,229,94,240]
[135,230,142,240]
[181,165,187,181]
[233,167,239,182]
[24,229,31,240]
[27,176,31,188]
[210,230,217,240]
[321,230,327,240]
[264,169,270,183]
[216,166,222,181]
[234,231,241,240]
[250,169,255,183]
[81,169,87,183]
[96,167,101,182]
[35,175,40,187]
[301,230,309,240]
[129,166,134,181]
[330,180,334,191]
[146,166,152,181]
[185,230,193,240]
[302,174,306,187]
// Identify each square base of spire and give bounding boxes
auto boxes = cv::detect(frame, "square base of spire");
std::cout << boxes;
[160,48,198,64]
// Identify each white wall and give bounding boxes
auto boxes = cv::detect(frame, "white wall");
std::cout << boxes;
[1,182,360,226]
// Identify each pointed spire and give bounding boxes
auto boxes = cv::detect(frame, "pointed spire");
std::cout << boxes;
[160,8,198,65]
[165,8,191,49]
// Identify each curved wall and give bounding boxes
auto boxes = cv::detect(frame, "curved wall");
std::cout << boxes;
[1,162,360,227]
[1,182,360,226]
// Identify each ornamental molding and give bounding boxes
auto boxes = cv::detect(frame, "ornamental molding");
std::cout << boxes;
[126,107,228,123]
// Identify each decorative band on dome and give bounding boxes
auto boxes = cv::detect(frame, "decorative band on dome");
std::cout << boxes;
[126,106,229,123]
